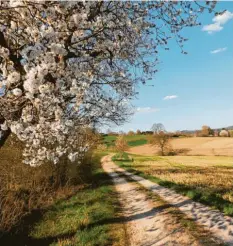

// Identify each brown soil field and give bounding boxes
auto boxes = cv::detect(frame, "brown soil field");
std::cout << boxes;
[128,137,233,156]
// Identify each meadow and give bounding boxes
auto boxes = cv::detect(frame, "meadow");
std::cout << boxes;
[103,134,148,147]
[128,137,233,156]
[114,154,233,216]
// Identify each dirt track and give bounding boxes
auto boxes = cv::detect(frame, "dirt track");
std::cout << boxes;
[128,137,233,156]
[102,155,230,246]
[102,155,202,246]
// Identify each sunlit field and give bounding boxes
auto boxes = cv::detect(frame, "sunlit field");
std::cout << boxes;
[115,154,233,216]
[128,137,233,156]
[103,134,148,147]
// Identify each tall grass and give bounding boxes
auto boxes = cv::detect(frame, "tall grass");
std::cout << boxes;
[0,134,89,233]
[1,148,126,246]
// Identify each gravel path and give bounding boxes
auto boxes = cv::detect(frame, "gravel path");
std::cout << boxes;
[102,155,203,246]
[103,156,233,245]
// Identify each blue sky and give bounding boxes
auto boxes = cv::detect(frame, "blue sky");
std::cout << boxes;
[114,2,233,133]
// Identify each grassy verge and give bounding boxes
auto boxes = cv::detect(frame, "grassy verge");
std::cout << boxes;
[112,154,233,217]
[2,152,126,246]
[29,152,126,246]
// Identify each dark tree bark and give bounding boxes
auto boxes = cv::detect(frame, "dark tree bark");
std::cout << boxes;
[0,129,11,148]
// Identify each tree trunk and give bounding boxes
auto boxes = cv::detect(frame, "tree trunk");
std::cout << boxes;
[0,129,11,148]
[161,145,164,156]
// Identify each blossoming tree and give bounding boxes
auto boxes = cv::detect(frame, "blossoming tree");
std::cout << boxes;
[0,1,216,165]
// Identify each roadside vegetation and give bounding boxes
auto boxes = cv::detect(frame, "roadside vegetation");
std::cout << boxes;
[112,152,132,162]
[28,152,126,246]
[0,132,99,232]
[113,153,233,217]
[0,139,126,246]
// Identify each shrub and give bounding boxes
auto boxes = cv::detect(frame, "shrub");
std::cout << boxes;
[229,130,233,137]
[201,125,211,137]
[148,132,170,156]
[127,130,135,136]
[115,135,129,157]
[96,144,107,151]
[219,130,229,137]
[0,134,96,232]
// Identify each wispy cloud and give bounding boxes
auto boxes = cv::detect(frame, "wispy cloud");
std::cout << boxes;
[163,95,178,100]
[202,23,223,33]
[202,11,233,34]
[210,47,227,54]
[136,107,159,113]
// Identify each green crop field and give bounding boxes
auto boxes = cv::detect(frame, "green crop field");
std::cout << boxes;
[103,134,148,147]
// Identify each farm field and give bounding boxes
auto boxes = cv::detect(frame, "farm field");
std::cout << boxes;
[1,1,233,245]
[128,137,233,156]
[115,154,233,216]
[103,134,148,147]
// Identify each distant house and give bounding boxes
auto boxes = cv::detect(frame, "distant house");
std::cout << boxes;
[219,129,229,137]
[214,130,219,137]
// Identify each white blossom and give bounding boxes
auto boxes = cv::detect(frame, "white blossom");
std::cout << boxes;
[7,72,20,85]
[0,1,215,166]
[12,88,22,97]
[1,121,8,131]
[68,152,78,162]
[0,47,10,58]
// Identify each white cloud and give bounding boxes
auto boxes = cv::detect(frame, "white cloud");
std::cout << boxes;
[213,11,233,25]
[136,107,159,113]
[202,23,223,34]
[210,47,227,54]
[163,95,178,100]
[202,11,233,34]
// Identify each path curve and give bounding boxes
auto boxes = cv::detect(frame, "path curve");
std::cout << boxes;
[102,155,203,246]
[103,155,233,245]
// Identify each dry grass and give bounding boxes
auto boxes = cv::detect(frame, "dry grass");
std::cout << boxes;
[128,137,233,156]
[1,149,127,246]
[114,162,224,245]
[115,154,233,216]
[133,155,233,193]
[0,134,94,232]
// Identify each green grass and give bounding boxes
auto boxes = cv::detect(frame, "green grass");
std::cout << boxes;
[103,135,117,147]
[113,154,233,217]
[28,153,126,246]
[112,152,132,162]
[103,134,148,147]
